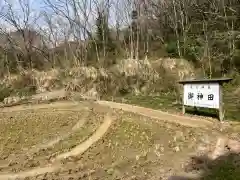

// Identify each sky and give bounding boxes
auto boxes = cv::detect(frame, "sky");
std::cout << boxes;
[0,0,132,43]
[0,0,43,30]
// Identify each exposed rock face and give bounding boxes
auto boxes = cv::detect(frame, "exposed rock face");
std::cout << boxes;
[226,139,240,153]
[3,96,26,105]
[210,137,240,160]
[151,58,195,81]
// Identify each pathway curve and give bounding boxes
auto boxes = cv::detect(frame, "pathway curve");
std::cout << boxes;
[0,103,89,164]
[0,115,113,180]
[0,97,215,128]
[96,100,214,128]
[0,98,218,179]
[54,114,113,161]
[29,111,88,154]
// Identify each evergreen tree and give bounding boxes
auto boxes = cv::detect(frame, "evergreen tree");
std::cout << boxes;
[95,10,116,57]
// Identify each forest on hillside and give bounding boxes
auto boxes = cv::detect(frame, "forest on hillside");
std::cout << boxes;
[0,0,240,78]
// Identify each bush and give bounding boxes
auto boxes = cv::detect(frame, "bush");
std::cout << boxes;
[10,72,37,96]
[0,86,12,102]
[165,41,179,57]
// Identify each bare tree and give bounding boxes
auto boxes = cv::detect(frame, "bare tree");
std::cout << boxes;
[0,0,42,69]
[44,0,101,65]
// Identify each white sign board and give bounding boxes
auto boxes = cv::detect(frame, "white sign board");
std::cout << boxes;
[183,83,220,109]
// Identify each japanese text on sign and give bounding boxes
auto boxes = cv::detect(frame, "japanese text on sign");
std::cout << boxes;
[183,83,220,109]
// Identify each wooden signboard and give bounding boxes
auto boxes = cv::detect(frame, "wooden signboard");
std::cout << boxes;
[179,78,232,121]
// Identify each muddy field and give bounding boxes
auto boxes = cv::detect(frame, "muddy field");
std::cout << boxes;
[0,101,239,180]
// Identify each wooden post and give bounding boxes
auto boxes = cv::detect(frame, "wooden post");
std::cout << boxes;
[219,84,224,122]
[182,104,185,115]
[182,85,185,115]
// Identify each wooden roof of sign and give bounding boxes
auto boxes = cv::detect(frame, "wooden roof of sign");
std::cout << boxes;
[178,77,232,84]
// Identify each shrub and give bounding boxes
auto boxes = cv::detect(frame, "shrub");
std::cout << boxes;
[0,86,12,102]
[165,41,179,57]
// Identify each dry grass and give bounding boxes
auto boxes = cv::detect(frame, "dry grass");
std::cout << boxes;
[0,58,196,102]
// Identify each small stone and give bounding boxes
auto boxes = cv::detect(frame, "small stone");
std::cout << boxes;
[173,146,180,152]
[155,144,160,150]
[155,150,162,157]
[160,146,165,152]
[197,144,208,153]
[106,168,114,175]
[210,137,227,160]
[200,135,211,144]
[227,139,240,153]
[130,175,137,180]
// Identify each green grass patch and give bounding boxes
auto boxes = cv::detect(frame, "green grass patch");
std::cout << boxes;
[0,86,12,101]
[115,94,180,111]
[205,156,240,180]
[113,92,240,122]
[189,153,240,180]
[0,85,36,102]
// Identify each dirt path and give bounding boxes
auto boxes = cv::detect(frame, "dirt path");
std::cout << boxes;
[96,100,214,128]
[1,100,215,128]
[0,104,89,163]
[0,115,113,180]
[29,111,88,154]
[54,114,113,161]
[0,98,218,179]
[0,101,82,113]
